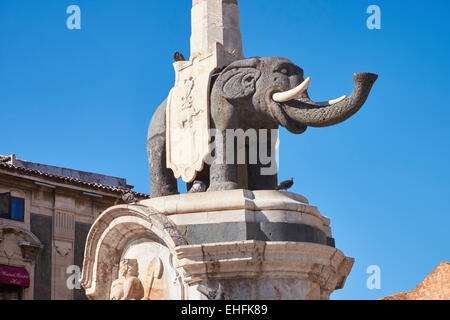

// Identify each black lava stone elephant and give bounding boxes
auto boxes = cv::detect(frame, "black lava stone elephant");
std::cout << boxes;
[147,57,377,198]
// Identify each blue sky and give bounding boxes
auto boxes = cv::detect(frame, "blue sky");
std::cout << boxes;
[0,0,449,300]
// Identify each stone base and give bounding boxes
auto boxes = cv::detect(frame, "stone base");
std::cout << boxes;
[81,190,354,300]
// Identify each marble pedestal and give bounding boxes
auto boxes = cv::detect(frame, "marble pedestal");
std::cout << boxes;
[81,190,354,300]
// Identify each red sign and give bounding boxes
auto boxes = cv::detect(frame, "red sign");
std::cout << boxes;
[0,265,30,287]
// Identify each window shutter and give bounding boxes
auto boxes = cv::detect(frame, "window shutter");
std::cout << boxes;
[11,197,24,221]
[0,193,11,219]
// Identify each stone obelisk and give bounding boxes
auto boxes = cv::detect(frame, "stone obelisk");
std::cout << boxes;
[190,0,244,60]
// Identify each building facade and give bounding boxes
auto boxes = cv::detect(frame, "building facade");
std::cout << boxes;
[0,154,148,300]
[382,262,450,300]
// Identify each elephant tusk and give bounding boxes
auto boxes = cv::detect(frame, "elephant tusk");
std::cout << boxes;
[273,77,311,103]
[316,95,347,106]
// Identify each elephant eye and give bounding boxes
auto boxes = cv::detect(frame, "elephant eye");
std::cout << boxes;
[242,74,254,86]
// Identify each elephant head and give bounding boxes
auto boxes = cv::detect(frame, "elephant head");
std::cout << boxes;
[212,57,378,133]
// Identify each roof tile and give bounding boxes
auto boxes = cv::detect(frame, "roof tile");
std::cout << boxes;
[0,162,149,199]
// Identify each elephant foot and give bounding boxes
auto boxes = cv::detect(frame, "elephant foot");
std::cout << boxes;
[207,181,240,192]
[151,184,179,198]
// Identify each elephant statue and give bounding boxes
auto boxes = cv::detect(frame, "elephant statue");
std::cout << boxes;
[147,57,378,198]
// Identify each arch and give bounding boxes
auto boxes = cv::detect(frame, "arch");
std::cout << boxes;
[0,224,42,247]
[80,204,188,300]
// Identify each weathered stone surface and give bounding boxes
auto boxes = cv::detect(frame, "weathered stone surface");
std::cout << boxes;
[166,48,217,183]
[148,0,377,195]
[190,0,243,59]
[81,190,353,300]
[381,262,450,300]
[80,204,188,300]
[93,0,374,301]
[176,240,353,300]
[148,56,377,196]
[110,259,144,300]
[1,154,143,300]
[139,189,333,246]
[0,222,43,300]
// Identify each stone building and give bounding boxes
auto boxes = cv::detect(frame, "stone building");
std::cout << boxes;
[382,262,450,300]
[0,154,148,300]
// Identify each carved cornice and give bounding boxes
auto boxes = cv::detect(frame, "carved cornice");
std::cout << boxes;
[175,241,354,292]
[19,241,43,261]
[140,189,315,217]
[0,224,43,262]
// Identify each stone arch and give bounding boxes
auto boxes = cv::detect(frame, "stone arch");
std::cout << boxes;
[0,224,41,246]
[80,204,188,300]
[0,224,42,300]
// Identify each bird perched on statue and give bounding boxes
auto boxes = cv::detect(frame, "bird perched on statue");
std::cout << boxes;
[122,192,138,204]
[276,178,294,191]
[174,52,186,62]
[160,184,177,196]
[188,180,207,194]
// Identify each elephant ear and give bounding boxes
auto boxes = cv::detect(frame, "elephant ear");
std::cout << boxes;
[219,66,261,100]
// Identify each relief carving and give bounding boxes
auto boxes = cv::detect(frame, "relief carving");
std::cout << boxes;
[178,77,202,129]
[19,241,42,261]
[0,227,42,263]
[54,240,72,257]
[166,50,219,183]
[110,259,144,300]
[142,257,164,300]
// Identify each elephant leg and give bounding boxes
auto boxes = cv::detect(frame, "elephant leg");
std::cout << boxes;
[248,129,278,190]
[147,100,178,198]
[248,162,278,190]
[208,129,240,192]
[186,165,210,192]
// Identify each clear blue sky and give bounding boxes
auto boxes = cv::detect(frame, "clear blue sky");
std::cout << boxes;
[0,0,449,300]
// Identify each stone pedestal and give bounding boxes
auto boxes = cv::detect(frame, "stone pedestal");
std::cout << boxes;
[81,190,353,300]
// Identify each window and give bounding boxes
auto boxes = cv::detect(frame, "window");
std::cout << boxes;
[0,193,24,222]
[0,193,8,219]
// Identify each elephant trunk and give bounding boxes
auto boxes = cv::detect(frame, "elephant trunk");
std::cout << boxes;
[280,72,378,128]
